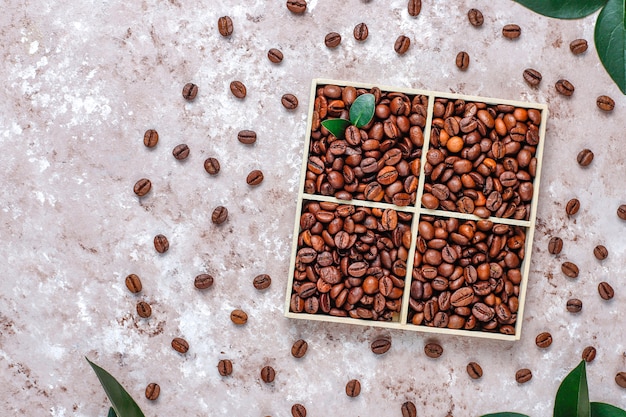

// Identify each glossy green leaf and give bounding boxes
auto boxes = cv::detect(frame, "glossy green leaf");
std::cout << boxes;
[591,402,626,416]
[554,360,590,417]
[480,413,530,417]
[86,358,145,417]
[595,0,626,94]
[108,408,118,417]
[513,0,607,19]
[320,118,351,139]
[349,93,375,128]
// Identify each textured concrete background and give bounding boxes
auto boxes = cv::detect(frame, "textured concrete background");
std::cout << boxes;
[1,1,625,416]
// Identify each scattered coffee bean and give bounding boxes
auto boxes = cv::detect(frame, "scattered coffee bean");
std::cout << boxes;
[230,309,248,325]
[154,234,169,253]
[598,281,614,300]
[204,157,221,175]
[291,339,308,358]
[596,95,615,112]
[401,401,417,417]
[194,273,214,290]
[395,35,411,55]
[267,48,283,63]
[424,342,443,358]
[467,362,483,379]
[618,204,626,220]
[577,149,594,166]
[143,129,159,148]
[218,16,233,37]
[145,383,160,401]
[253,274,271,290]
[182,83,198,101]
[261,365,276,383]
[548,237,563,255]
[535,332,552,348]
[246,169,264,186]
[555,79,575,96]
[456,51,470,70]
[325,32,341,48]
[354,23,369,41]
[286,0,307,14]
[133,178,152,197]
[615,372,626,388]
[281,93,299,110]
[172,144,190,160]
[171,337,189,354]
[570,39,588,55]
[502,24,521,39]
[218,359,233,376]
[408,0,421,17]
[125,274,142,293]
[523,68,542,86]
[291,404,307,417]
[467,8,484,27]
[230,80,247,99]
[371,337,391,355]
[136,301,152,318]
[582,346,596,362]
[211,206,228,225]
[566,298,583,313]
[238,130,257,145]
[561,261,579,278]
[345,379,361,397]
[593,245,608,260]
[566,198,580,216]
[515,368,532,383]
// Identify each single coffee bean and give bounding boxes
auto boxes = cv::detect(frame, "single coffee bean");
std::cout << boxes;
[238,130,257,145]
[502,24,521,39]
[286,0,307,14]
[401,401,417,417]
[230,309,248,325]
[548,237,563,255]
[582,346,596,362]
[596,95,615,112]
[408,0,421,17]
[556,79,575,96]
[253,274,271,290]
[204,157,221,175]
[570,38,588,55]
[261,365,276,383]
[616,372,626,388]
[618,204,626,220]
[468,8,484,26]
[515,368,532,383]
[593,245,608,260]
[218,16,233,37]
[246,169,264,186]
[325,32,341,48]
[172,144,190,160]
[354,23,369,41]
[212,206,228,224]
[566,298,583,313]
[371,337,391,355]
[194,273,214,290]
[230,80,247,99]
[125,274,142,293]
[182,83,198,101]
[456,51,470,70]
[218,359,233,376]
[566,198,580,216]
[345,379,361,397]
[561,261,579,278]
[291,403,307,417]
[291,339,308,358]
[145,383,160,400]
[143,129,159,147]
[467,362,483,379]
[133,178,152,196]
[395,35,411,55]
[267,48,283,63]
[154,234,169,253]
[577,149,594,166]
[535,332,552,348]
[598,281,614,300]
[523,68,542,86]
[136,301,152,318]
[424,342,443,358]
[281,93,299,110]
[171,337,189,354]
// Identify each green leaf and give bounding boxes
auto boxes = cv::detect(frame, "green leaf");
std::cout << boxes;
[554,360,591,417]
[513,0,607,19]
[479,413,530,417]
[595,0,626,94]
[591,402,626,416]
[86,357,145,417]
[320,118,351,139]
[349,93,375,128]
[108,407,118,417]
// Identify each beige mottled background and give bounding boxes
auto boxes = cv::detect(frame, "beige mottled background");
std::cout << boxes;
[1,1,625,416]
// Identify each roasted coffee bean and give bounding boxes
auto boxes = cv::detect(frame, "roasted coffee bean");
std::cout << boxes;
[238,130,257,144]
[619,204,626,220]
[291,403,307,417]
[594,245,608,260]
[395,35,411,55]
[212,206,228,224]
[555,79,575,96]
[125,274,142,293]
[577,149,594,166]
[400,401,417,417]
[143,129,159,148]
[182,83,198,101]
[466,362,483,379]
[291,339,308,358]
[261,366,276,383]
[598,281,614,300]
[616,372,626,389]
[371,337,391,354]
[561,261,579,278]
[346,379,361,397]
[194,273,214,290]
[325,32,341,48]
[230,80,247,99]
[253,274,271,290]
[408,0,421,17]
[535,332,552,348]
[267,48,284,63]
[354,23,369,41]
[582,346,596,362]
[286,0,307,14]
[154,234,169,253]
[424,342,443,358]
[566,198,580,216]
[172,144,190,160]
[570,39,588,55]
[468,8,484,26]
[136,301,152,318]
[246,170,264,186]
[204,157,221,175]
[230,309,248,325]
[218,359,233,376]
[523,68,542,87]
[218,16,233,37]
[282,93,299,110]
[596,95,615,112]
[566,298,583,313]
[456,51,470,70]
[133,178,152,196]
[515,368,532,383]
[171,337,189,353]
[145,383,160,400]
[548,237,563,255]
[502,24,521,39]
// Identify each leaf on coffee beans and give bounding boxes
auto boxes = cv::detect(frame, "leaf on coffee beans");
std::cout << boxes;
[349,93,375,128]
[86,358,145,417]
[321,118,351,139]
[590,402,626,416]
[595,0,626,94]
[513,0,606,19]
[480,413,529,417]
[554,360,590,417]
